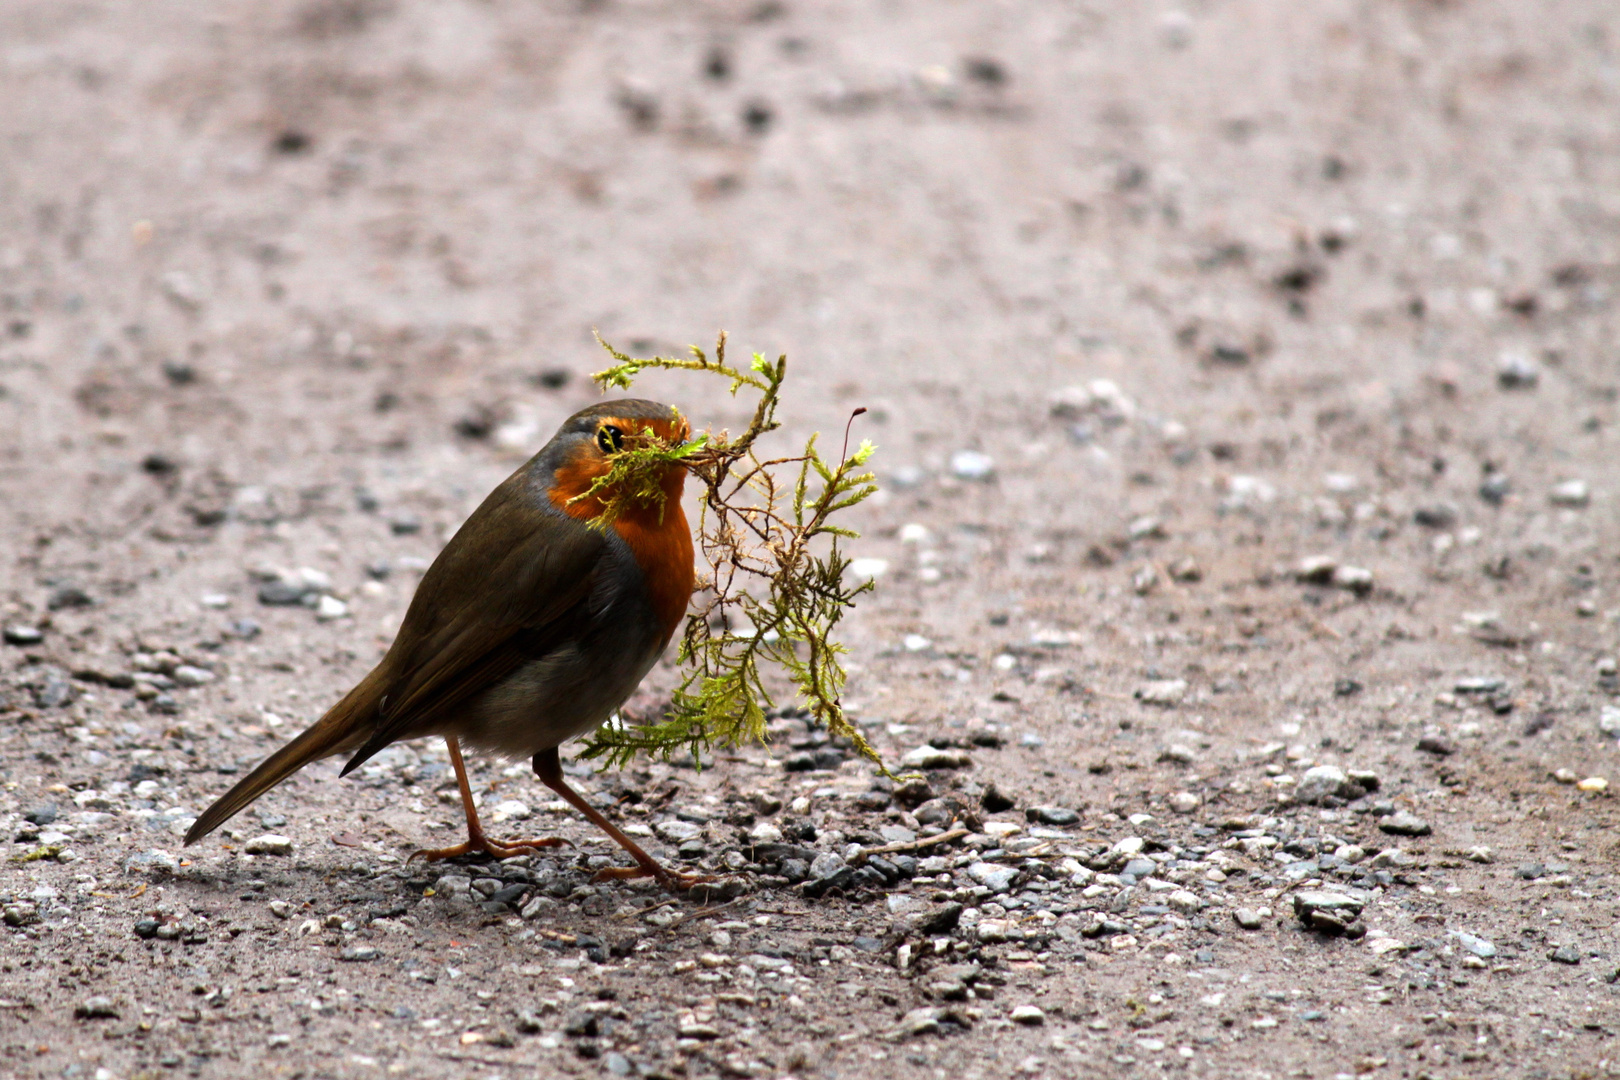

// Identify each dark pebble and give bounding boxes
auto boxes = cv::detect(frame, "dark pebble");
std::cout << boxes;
[1412,504,1458,529]
[1416,735,1455,756]
[535,368,572,390]
[390,515,423,536]
[851,936,885,953]
[1026,805,1079,827]
[894,778,935,809]
[257,581,309,606]
[1120,858,1158,880]
[488,884,527,905]
[1479,473,1511,505]
[851,866,887,889]
[1549,946,1581,965]
[23,804,57,825]
[784,749,845,772]
[980,783,1016,813]
[865,856,901,884]
[133,918,161,939]
[225,618,262,640]
[1378,812,1432,837]
[47,583,94,610]
[75,997,119,1020]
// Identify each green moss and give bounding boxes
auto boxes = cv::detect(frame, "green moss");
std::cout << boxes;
[578,332,890,775]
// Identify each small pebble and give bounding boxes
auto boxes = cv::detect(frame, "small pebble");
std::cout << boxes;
[1496,352,1540,389]
[171,665,215,687]
[967,862,1020,894]
[76,996,119,1019]
[949,450,995,481]
[1549,479,1590,508]
[2,625,44,646]
[1010,1005,1045,1026]
[1577,776,1608,793]
[1168,791,1200,814]
[1548,945,1582,965]
[1234,908,1263,931]
[1025,806,1079,827]
[244,834,294,856]
[1378,812,1431,837]
[901,745,972,769]
[1136,679,1187,706]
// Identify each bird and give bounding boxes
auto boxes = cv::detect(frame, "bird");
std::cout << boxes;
[184,399,703,891]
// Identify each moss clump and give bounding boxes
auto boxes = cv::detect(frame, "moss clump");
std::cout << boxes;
[578,332,888,773]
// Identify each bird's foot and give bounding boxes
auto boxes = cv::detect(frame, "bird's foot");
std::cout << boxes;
[591,863,718,894]
[408,835,570,864]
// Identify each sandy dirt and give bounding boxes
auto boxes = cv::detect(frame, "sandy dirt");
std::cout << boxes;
[4,2,1620,1078]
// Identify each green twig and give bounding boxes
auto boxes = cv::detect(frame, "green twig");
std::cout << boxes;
[578,332,889,775]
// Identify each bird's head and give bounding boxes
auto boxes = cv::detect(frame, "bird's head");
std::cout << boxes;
[546,399,695,526]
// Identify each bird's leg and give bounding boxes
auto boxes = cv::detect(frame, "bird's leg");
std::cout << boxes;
[532,747,714,893]
[408,736,569,863]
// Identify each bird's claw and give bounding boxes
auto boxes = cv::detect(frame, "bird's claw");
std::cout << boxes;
[590,863,719,894]
[408,835,571,864]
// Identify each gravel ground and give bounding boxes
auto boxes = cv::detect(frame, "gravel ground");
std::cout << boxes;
[4,2,1620,1078]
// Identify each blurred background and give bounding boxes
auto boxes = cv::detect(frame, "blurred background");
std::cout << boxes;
[2,0,1619,709]
[5,5,1620,1075]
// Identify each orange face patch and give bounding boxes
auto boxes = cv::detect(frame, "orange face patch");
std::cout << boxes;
[547,416,696,644]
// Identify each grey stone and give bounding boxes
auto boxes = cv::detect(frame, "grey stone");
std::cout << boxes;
[1331,565,1374,594]
[902,745,973,769]
[1136,679,1187,706]
[1497,352,1539,389]
[967,862,1019,893]
[47,583,94,610]
[2,625,43,646]
[899,1007,944,1036]
[1449,930,1496,958]
[1234,908,1263,930]
[1549,945,1582,965]
[1549,480,1590,508]
[1026,806,1079,827]
[1295,765,1348,805]
[1010,1005,1045,1026]
[1377,812,1431,837]
[23,804,57,826]
[655,819,703,843]
[949,450,995,481]
[1293,890,1365,923]
[257,580,311,606]
[340,946,380,962]
[75,996,119,1019]
[1120,858,1158,880]
[245,834,294,855]
[171,665,215,687]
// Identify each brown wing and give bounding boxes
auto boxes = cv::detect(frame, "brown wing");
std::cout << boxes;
[339,470,608,773]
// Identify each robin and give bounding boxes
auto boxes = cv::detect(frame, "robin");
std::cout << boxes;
[184,399,703,891]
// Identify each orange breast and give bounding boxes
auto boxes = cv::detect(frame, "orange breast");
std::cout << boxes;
[611,490,696,646]
[549,455,695,646]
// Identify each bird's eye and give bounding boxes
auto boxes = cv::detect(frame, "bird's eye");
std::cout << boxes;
[596,424,624,454]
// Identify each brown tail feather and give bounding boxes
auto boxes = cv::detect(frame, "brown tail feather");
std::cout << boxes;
[183,668,386,845]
